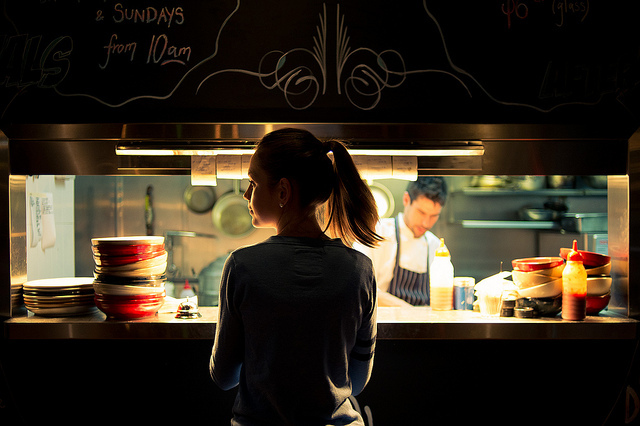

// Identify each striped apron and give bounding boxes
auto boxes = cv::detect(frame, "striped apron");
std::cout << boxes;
[388,216,430,306]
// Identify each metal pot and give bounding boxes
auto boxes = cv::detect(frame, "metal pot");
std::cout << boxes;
[211,181,254,238]
[184,185,217,213]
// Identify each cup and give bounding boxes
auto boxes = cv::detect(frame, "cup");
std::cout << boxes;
[453,277,475,310]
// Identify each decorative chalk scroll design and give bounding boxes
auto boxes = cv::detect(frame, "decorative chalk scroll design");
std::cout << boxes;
[196,4,328,111]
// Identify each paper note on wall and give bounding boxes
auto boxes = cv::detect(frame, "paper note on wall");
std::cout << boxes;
[191,156,217,186]
[29,192,56,251]
[392,156,418,180]
[216,155,244,179]
[29,194,42,248]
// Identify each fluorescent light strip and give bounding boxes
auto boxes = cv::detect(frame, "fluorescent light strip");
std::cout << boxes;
[115,147,483,156]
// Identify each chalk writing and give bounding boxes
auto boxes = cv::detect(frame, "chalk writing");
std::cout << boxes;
[501,0,589,29]
[147,34,191,66]
[100,34,137,69]
[552,0,589,27]
[0,34,72,88]
[111,4,185,28]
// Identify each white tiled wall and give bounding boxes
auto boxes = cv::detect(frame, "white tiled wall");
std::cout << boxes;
[25,175,76,280]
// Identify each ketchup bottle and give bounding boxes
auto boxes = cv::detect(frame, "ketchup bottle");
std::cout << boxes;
[561,240,587,321]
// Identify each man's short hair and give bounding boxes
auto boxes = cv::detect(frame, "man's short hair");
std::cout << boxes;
[406,177,447,206]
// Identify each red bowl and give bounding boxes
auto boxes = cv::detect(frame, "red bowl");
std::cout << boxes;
[95,292,165,304]
[586,292,611,315]
[559,248,611,267]
[92,249,167,266]
[95,298,164,319]
[512,257,564,272]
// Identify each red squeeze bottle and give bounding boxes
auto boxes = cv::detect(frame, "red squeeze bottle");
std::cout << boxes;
[561,240,588,321]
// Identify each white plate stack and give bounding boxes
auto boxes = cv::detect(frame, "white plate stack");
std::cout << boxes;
[23,277,97,317]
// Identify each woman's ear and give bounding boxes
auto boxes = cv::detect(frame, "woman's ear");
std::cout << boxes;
[278,177,292,207]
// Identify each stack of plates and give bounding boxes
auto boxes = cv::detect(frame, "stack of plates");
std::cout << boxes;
[23,277,97,316]
[91,236,167,319]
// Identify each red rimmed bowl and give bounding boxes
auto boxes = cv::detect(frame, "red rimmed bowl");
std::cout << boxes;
[93,282,166,296]
[94,298,164,319]
[512,257,564,273]
[91,236,165,257]
[94,292,165,304]
[559,248,611,267]
[93,252,168,272]
[586,292,611,315]
[92,249,167,267]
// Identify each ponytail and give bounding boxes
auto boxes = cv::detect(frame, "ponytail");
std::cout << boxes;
[322,140,383,248]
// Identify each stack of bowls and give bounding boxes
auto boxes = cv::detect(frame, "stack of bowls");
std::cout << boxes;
[511,257,565,317]
[559,248,612,315]
[91,236,167,319]
[23,277,97,316]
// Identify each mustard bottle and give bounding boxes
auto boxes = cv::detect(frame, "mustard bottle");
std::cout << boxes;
[430,238,454,310]
[561,240,588,321]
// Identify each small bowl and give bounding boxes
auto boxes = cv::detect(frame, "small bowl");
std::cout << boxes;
[587,276,612,296]
[511,270,556,288]
[586,292,611,315]
[586,263,611,276]
[559,248,611,267]
[512,257,564,273]
[516,295,562,317]
[515,278,563,298]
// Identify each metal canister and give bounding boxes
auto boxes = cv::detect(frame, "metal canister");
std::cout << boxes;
[453,277,475,310]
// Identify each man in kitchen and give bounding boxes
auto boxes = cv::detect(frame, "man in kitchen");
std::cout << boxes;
[354,177,447,306]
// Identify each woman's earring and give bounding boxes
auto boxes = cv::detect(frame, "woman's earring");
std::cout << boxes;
[279,203,284,208]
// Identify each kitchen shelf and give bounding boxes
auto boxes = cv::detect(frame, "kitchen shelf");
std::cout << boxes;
[459,220,560,229]
[458,188,607,197]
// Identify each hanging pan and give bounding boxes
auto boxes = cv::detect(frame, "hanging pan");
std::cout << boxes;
[211,181,254,238]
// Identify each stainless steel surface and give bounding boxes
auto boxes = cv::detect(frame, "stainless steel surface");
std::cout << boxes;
[561,213,608,232]
[0,122,636,320]
[4,307,637,340]
[0,131,9,317]
[4,123,630,176]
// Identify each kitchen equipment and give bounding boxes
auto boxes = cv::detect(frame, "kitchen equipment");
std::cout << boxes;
[23,277,97,317]
[197,253,230,306]
[212,181,254,238]
[586,292,611,315]
[515,278,563,298]
[587,276,612,296]
[474,271,511,317]
[91,236,167,319]
[583,175,607,189]
[175,297,202,319]
[516,295,562,317]
[512,257,564,273]
[94,292,165,319]
[561,213,607,232]
[184,185,217,213]
[453,277,475,310]
[559,247,610,267]
[586,262,612,276]
[368,181,395,218]
[518,207,561,221]
[547,175,576,189]
[514,176,546,191]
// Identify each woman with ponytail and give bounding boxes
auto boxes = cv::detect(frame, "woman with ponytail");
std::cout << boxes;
[210,128,380,425]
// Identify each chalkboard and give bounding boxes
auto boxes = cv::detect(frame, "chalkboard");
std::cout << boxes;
[1,0,640,132]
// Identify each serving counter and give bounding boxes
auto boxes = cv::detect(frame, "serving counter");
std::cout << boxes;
[4,306,638,340]
[2,307,639,425]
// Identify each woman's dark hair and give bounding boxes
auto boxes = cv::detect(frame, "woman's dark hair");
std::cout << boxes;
[406,177,447,207]
[254,128,382,248]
